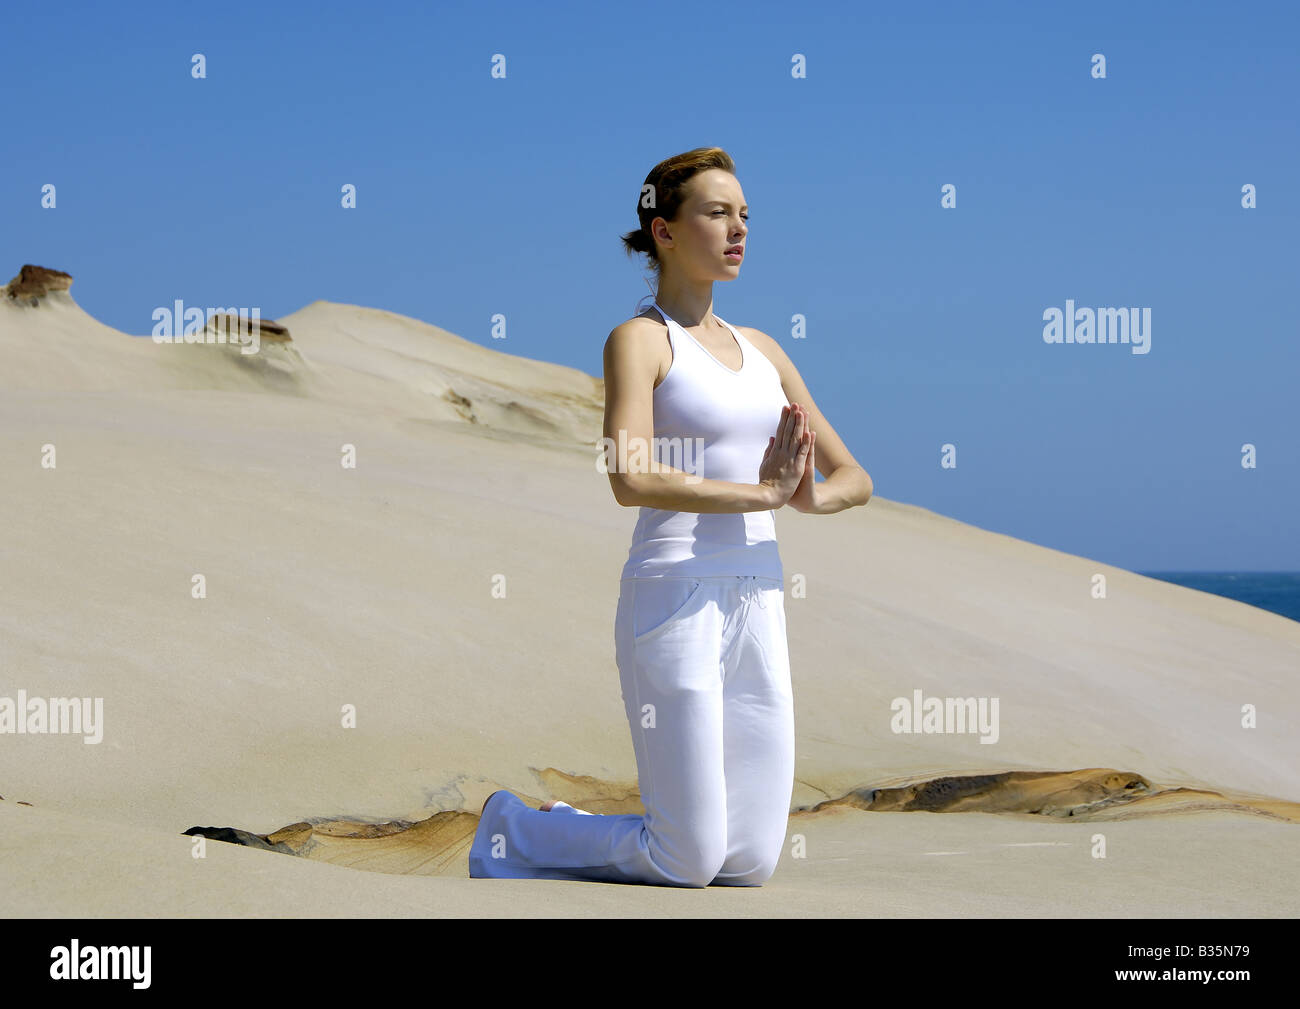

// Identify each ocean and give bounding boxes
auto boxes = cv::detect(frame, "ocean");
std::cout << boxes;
[1138,572,1300,624]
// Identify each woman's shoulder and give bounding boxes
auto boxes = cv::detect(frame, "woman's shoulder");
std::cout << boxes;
[603,308,669,368]
[609,306,664,337]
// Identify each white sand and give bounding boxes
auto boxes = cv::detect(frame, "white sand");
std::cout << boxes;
[2,290,1297,916]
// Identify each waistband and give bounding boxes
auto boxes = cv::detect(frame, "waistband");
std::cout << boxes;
[622,573,782,608]
[620,574,783,584]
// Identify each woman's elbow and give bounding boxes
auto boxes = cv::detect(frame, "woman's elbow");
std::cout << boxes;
[610,472,640,508]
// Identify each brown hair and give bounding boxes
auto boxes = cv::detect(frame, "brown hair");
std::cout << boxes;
[621,147,737,284]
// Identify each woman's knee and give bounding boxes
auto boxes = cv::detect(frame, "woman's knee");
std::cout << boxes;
[716,843,781,886]
[652,832,727,888]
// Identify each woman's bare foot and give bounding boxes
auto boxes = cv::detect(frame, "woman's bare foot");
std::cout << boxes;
[540,800,559,811]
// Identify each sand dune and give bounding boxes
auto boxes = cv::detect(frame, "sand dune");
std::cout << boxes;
[1,276,602,449]
[2,268,1297,916]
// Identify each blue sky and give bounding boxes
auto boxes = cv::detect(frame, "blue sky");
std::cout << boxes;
[4,0,1297,571]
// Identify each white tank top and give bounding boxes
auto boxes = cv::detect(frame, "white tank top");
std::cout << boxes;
[619,302,789,580]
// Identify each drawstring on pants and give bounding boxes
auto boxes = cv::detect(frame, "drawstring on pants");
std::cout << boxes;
[740,575,768,609]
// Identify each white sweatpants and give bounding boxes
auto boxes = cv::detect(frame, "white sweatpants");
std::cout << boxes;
[468,574,794,887]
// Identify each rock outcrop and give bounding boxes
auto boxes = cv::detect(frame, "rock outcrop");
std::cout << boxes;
[204,311,292,343]
[4,264,73,305]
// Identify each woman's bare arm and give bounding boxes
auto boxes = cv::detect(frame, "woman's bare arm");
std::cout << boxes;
[738,325,873,515]
[601,319,804,512]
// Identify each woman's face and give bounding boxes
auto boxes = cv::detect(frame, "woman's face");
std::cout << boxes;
[658,168,749,280]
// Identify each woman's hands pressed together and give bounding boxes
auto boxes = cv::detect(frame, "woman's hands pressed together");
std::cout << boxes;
[758,403,817,511]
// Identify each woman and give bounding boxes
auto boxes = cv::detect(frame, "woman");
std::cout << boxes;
[469,147,872,887]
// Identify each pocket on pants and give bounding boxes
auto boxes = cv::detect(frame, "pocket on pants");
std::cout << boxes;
[631,578,704,645]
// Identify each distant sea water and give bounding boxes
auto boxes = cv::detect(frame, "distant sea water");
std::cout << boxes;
[1138,572,1300,624]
